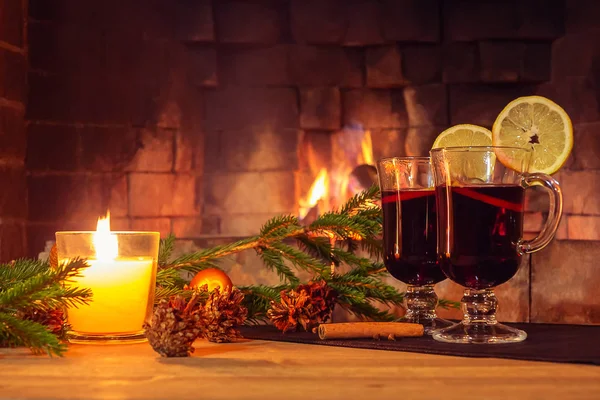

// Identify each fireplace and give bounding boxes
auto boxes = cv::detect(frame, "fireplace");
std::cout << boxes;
[0,0,597,324]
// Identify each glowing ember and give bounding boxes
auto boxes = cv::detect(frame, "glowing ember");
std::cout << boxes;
[93,211,118,261]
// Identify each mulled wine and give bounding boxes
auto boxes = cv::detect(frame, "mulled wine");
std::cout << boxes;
[382,189,446,286]
[435,184,525,290]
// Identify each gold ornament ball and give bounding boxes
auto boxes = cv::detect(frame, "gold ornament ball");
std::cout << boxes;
[190,268,233,292]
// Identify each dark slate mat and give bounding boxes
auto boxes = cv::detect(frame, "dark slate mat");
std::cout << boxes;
[240,323,600,365]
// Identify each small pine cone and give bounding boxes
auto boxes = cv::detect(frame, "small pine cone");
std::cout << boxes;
[200,287,247,343]
[267,288,314,333]
[144,295,204,357]
[49,244,58,269]
[19,308,68,339]
[298,280,337,324]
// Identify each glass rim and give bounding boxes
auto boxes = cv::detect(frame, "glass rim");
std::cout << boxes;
[377,156,430,163]
[56,231,160,236]
[430,145,533,153]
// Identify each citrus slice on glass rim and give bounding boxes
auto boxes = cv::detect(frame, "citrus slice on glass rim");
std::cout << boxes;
[431,124,493,149]
[492,96,573,174]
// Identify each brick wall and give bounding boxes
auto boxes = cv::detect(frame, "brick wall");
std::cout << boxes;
[0,0,27,260]
[20,0,600,323]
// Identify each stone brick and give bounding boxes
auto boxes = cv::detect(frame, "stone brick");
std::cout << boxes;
[290,0,345,44]
[26,123,77,171]
[175,131,201,172]
[524,211,544,233]
[215,1,284,44]
[186,47,217,87]
[558,170,600,215]
[0,222,26,262]
[111,217,131,231]
[0,48,26,103]
[80,127,140,172]
[531,240,600,324]
[343,1,384,46]
[129,173,198,217]
[404,126,445,156]
[381,0,440,42]
[131,218,171,238]
[220,46,288,86]
[28,175,100,222]
[479,42,524,82]
[567,216,600,240]
[172,218,203,238]
[127,128,174,172]
[289,46,362,87]
[402,45,442,84]
[551,33,600,80]
[220,213,286,236]
[205,128,300,172]
[566,0,600,34]
[536,77,600,124]
[0,106,25,161]
[404,84,448,127]
[0,0,24,47]
[343,89,408,128]
[572,123,600,170]
[87,174,129,218]
[450,84,536,126]
[0,167,26,218]
[442,42,479,83]
[300,88,341,130]
[371,129,407,161]
[445,0,563,41]
[203,87,298,130]
[522,43,552,82]
[366,46,405,88]
[203,171,296,215]
[177,0,214,42]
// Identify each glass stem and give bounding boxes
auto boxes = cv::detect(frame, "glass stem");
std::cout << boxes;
[461,288,498,324]
[404,285,438,323]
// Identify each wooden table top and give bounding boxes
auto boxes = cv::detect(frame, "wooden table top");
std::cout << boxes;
[1,339,599,399]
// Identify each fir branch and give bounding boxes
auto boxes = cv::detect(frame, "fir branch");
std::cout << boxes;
[239,284,288,324]
[158,234,176,267]
[0,259,48,286]
[258,248,299,285]
[268,242,328,276]
[260,215,301,238]
[0,312,66,356]
[339,184,380,215]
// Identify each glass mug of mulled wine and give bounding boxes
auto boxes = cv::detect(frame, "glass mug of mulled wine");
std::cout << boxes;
[376,157,452,334]
[430,146,563,344]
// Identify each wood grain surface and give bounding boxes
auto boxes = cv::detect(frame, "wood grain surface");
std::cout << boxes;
[1,339,599,399]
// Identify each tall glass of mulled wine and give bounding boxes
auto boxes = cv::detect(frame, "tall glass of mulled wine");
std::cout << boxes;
[430,146,563,344]
[376,157,451,333]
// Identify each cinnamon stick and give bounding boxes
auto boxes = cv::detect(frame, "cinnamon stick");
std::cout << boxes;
[318,322,424,340]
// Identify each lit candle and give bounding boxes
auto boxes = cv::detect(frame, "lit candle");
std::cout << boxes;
[56,214,159,343]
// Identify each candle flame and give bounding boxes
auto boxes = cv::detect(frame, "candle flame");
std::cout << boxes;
[93,211,118,261]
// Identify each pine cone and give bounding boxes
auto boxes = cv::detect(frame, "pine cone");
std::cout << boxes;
[267,288,314,333]
[200,287,247,343]
[297,280,337,324]
[268,281,337,333]
[144,295,204,357]
[19,308,68,339]
[49,244,58,269]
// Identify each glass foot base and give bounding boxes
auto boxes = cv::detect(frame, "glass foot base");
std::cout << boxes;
[432,321,527,344]
[395,316,454,335]
[68,331,148,344]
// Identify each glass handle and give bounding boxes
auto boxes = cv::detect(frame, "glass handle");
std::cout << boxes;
[518,173,563,254]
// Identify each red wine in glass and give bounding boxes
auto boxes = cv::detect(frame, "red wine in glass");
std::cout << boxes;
[382,189,446,285]
[435,184,525,289]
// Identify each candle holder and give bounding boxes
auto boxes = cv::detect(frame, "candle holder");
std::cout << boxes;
[55,230,159,344]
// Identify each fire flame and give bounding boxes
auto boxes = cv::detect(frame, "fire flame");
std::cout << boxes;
[299,125,374,220]
[299,168,329,220]
[93,211,118,261]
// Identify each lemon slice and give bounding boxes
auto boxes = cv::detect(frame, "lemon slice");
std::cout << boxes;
[431,124,492,149]
[492,96,573,174]
[431,125,494,183]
